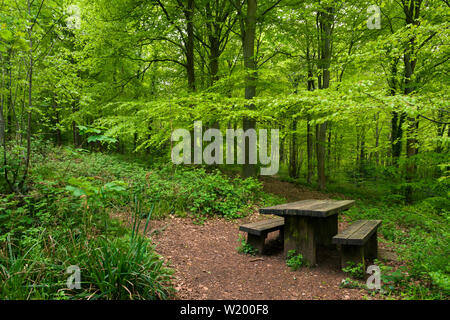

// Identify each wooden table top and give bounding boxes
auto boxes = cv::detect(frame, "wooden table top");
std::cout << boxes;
[259,199,355,218]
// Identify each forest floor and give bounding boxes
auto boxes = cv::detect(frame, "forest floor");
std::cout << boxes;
[116,176,398,300]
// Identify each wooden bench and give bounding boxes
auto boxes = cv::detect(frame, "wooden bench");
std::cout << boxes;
[332,220,382,268]
[239,218,284,254]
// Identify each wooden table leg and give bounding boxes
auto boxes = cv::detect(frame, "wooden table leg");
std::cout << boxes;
[317,214,338,248]
[284,215,317,266]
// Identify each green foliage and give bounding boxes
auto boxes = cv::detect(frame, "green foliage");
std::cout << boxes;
[77,125,118,148]
[345,201,450,298]
[236,235,257,256]
[1,0,449,301]
[0,145,174,300]
[429,272,450,296]
[286,250,305,271]
[80,235,174,300]
[339,278,366,290]
[140,166,268,222]
[342,262,365,280]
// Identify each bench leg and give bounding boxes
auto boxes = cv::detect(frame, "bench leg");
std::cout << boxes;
[247,234,266,254]
[364,232,378,262]
[277,227,284,244]
[340,245,365,269]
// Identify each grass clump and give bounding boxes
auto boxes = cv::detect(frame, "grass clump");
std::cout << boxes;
[286,250,305,271]
[342,262,365,280]
[236,235,258,255]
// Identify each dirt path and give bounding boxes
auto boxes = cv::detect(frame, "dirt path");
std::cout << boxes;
[152,216,370,300]
[148,177,374,300]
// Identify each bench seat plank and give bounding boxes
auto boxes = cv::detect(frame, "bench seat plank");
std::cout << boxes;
[333,220,382,245]
[239,218,284,236]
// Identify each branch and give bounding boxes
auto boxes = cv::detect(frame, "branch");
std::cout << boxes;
[257,50,300,68]
[121,55,187,68]
[139,36,185,51]
[155,0,187,46]
[429,55,450,70]
[418,114,450,125]
[30,0,45,31]
[416,31,438,51]
[260,0,282,17]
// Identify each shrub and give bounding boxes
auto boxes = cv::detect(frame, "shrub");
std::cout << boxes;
[286,250,305,270]
[342,261,365,280]
[142,166,268,221]
[236,235,257,255]
[79,235,174,300]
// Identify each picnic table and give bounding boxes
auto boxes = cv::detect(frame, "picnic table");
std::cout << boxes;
[259,199,355,266]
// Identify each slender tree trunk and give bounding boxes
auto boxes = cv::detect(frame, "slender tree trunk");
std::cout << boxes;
[403,0,422,203]
[388,57,404,166]
[316,6,333,190]
[327,123,332,175]
[53,98,62,146]
[206,1,220,87]
[359,126,366,173]
[72,102,80,148]
[241,0,257,178]
[19,0,33,191]
[0,61,12,190]
[289,119,298,178]
[306,117,314,184]
[316,123,326,189]
[5,49,13,140]
[279,124,285,164]
[435,109,446,153]
[0,58,5,146]
[391,111,405,165]
[306,49,315,184]
[183,0,198,160]
[374,112,380,165]
[185,0,196,92]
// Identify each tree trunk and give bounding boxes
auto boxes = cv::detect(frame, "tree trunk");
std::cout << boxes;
[316,123,326,190]
[205,0,220,87]
[19,0,33,191]
[54,102,62,146]
[374,112,380,165]
[403,0,422,203]
[391,111,405,165]
[0,59,5,146]
[241,0,257,178]
[306,118,314,184]
[5,49,13,140]
[327,123,332,175]
[289,119,298,178]
[359,126,366,173]
[316,6,333,190]
[185,0,196,91]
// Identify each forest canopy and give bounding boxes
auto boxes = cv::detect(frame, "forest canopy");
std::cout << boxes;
[1,0,448,198]
[0,0,449,300]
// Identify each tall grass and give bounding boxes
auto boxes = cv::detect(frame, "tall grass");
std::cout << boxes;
[79,204,174,300]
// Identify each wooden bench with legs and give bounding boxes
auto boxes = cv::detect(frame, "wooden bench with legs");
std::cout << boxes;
[332,220,382,268]
[239,218,284,254]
